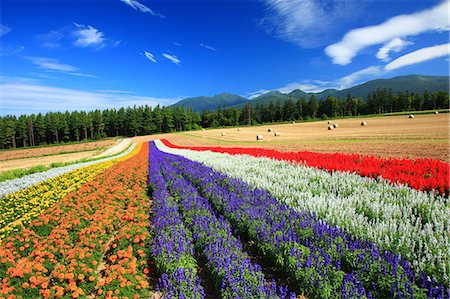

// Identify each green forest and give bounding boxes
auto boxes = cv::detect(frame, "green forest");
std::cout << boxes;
[1,89,448,149]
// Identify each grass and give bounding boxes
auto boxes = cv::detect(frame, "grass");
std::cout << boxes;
[0,143,134,183]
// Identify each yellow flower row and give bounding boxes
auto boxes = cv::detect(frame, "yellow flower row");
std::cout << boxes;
[0,143,142,241]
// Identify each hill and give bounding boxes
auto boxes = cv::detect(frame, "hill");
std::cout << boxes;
[172,93,248,112]
[171,75,449,111]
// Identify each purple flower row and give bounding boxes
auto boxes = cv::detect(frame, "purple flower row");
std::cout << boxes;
[155,143,447,299]
[148,145,205,299]
[151,142,295,299]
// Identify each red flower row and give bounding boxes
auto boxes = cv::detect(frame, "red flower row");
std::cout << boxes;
[161,139,449,195]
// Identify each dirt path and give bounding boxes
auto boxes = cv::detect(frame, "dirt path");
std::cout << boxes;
[133,114,450,162]
[94,138,132,158]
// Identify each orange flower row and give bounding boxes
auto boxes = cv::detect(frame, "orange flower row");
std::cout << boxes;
[0,143,156,299]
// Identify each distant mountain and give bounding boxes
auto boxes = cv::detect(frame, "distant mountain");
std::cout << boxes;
[172,93,248,112]
[171,75,449,111]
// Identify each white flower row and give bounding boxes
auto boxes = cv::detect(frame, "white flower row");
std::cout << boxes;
[155,140,450,283]
[0,143,137,198]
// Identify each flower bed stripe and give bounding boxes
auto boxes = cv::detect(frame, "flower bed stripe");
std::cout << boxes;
[0,143,141,242]
[155,140,450,289]
[0,143,154,299]
[161,139,449,195]
[148,144,205,298]
[151,142,293,298]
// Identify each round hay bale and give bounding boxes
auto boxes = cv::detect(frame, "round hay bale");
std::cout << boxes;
[237,128,241,131]
[292,121,296,124]
[435,111,439,114]
[327,121,332,124]
[409,114,414,118]
[361,121,367,126]
[328,126,334,130]
[256,135,264,140]
[202,128,205,131]
[333,123,339,128]
[274,131,280,136]
[267,128,273,132]
[221,132,226,136]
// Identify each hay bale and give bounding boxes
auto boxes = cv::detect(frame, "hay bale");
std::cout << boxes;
[267,128,273,132]
[361,121,367,126]
[333,123,339,128]
[435,111,439,114]
[221,132,226,136]
[327,121,332,124]
[274,131,280,136]
[237,128,241,131]
[202,128,205,131]
[328,126,334,130]
[292,121,296,124]
[409,114,414,119]
[256,135,264,140]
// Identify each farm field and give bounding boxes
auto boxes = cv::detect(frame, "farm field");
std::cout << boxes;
[0,139,130,173]
[134,114,450,162]
[1,133,448,298]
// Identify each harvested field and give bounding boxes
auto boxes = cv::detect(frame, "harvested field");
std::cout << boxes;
[0,139,117,161]
[133,114,450,162]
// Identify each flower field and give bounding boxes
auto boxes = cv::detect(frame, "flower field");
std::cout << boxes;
[0,138,448,298]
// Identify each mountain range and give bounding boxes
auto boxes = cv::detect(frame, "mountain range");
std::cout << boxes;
[172,75,449,112]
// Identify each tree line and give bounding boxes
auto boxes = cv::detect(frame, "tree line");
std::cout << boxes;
[0,89,448,149]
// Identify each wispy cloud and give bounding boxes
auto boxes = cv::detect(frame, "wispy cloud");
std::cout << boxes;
[174,42,182,47]
[200,43,216,51]
[162,53,181,65]
[26,57,95,78]
[247,66,384,98]
[325,0,448,65]
[144,51,157,63]
[376,38,412,62]
[0,24,11,37]
[0,44,25,56]
[37,24,119,50]
[120,0,163,17]
[36,30,64,49]
[385,43,450,71]
[261,0,365,48]
[72,23,106,49]
[0,79,179,116]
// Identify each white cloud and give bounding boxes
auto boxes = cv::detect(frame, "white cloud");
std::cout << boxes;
[0,24,11,37]
[26,57,95,78]
[247,66,384,97]
[162,53,181,65]
[0,80,179,116]
[336,66,383,89]
[200,43,216,51]
[385,43,450,71]
[261,0,364,48]
[36,30,64,49]
[144,51,157,63]
[72,23,106,49]
[376,38,413,62]
[174,42,182,47]
[120,0,163,17]
[0,44,25,56]
[325,0,448,65]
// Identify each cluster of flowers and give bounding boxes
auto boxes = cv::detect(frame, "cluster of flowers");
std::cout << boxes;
[150,142,295,298]
[161,140,449,195]
[148,145,205,298]
[0,143,137,197]
[154,142,447,299]
[0,144,138,241]
[157,140,449,287]
[0,143,155,299]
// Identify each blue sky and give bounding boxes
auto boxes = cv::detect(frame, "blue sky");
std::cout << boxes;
[0,0,449,115]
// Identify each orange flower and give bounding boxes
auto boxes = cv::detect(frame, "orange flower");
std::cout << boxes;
[22,282,29,288]
[88,275,95,282]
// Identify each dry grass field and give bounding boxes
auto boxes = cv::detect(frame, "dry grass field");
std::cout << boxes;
[0,139,120,172]
[134,114,450,162]
[0,139,117,161]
